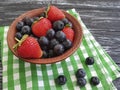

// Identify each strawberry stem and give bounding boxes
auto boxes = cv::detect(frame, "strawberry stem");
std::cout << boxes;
[13,34,29,50]
[13,43,19,50]
[65,24,71,28]
[32,17,44,26]
[15,37,20,42]
[45,11,48,18]
[46,5,50,18]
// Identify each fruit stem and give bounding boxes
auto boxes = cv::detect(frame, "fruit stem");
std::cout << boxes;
[13,34,29,50]
[32,17,44,26]
[15,37,20,42]
[46,4,50,18]
[65,24,71,28]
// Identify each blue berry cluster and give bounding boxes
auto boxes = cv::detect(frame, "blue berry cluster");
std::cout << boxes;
[55,57,100,87]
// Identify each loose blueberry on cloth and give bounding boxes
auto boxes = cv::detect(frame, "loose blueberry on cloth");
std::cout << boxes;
[0,9,120,90]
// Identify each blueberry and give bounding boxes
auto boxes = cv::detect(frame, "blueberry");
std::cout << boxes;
[55,31,66,42]
[49,39,59,49]
[38,36,49,46]
[90,76,100,85]
[77,78,86,86]
[86,57,94,65]
[62,39,72,50]
[54,44,64,56]
[76,69,86,78]
[48,50,54,58]
[15,32,22,40]
[21,25,31,35]
[23,17,34,26]
[55,75,67,85]
[41,46,48,51]
[53,20,64,31]
[61,18,69,25]
[42,51,48,58]
[46,29,55,40]
[39,12,46,17]
[16,21,24,32]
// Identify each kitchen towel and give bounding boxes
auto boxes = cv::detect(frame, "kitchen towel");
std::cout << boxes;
[0,9,120,90]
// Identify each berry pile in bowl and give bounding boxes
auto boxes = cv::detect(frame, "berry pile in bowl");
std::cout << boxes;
[7,5,83,64]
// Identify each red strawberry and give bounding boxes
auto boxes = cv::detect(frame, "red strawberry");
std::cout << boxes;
[62,27,74,42]
[32,18,52,37]
[47,6,65,22]
[16,36,43,58]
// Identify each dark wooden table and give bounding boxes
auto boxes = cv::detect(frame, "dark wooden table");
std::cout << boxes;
[0,0,120,89]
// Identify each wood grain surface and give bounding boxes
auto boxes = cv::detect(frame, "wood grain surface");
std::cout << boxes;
[0,0,120,89]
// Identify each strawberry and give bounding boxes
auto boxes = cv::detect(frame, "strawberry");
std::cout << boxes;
[62,27,74,42]
[47,5,65,22]
[32,18,52,37]
[15,35,43,58]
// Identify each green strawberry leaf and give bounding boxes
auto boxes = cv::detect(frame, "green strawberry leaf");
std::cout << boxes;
[13,34,29,50]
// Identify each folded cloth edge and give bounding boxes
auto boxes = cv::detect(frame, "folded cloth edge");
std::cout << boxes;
[67,8,120,89]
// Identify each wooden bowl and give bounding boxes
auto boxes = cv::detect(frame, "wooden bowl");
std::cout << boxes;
[7,7,83,64]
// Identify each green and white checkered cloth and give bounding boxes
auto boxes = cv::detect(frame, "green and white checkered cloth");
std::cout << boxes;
[0,9,120,90]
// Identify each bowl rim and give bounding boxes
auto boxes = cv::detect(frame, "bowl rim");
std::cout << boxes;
[7,7,83,64]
